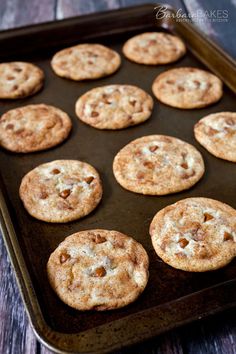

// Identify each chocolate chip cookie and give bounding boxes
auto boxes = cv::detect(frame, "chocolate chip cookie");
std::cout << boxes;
[51,44,121,81]
[0,104,72,153]
[123,32,186,65]
[75,85,153,129]
[152,67,223,109]
[194,112,236,162]
[47,229,149,310]
[150,198,236,271]
[19,160,102,222]
[0,62,44,99]
[113,135,204,195]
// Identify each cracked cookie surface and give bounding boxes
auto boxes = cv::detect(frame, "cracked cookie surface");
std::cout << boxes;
[19,160,102,222]
[47,229,149,310]
[0,62,44,99]
[150,198,236,272]
[194,112,236,162]
[0,104,72,153]
[152,67,223,109]
[113,135,204,195]
[51,44,121,81]
[123,32,186,65]
[75,84,153,130]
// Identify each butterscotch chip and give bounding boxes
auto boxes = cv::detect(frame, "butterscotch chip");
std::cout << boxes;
[93,266,107,277]
[51,44,121,81]
[19,160,102,223]
[224,232,233,241]
[204,213,214,222]
[60,253,70,264]
[178,238,189,248]
[152,67,223,109]
[123,32,186,65]
[194,112,236,162]
[47,229,149,310]
[84,176,94,184]
[0,104,72,153]
[75,85,153,130]
[150,198,236,272]
[113,135,204,195]
[0,62,44,99]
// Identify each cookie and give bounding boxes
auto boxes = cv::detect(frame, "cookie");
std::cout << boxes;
[0,104,72,153]
[0,62,44,99]
[123,32,186,65]
[47,229,149,310]
[113,135,204,195]
[51,44,121,81]
[19,160,102,223]
[152,67,223,109]
[194,112,236,162]
[150,198,236,272]
[75,85,153,130]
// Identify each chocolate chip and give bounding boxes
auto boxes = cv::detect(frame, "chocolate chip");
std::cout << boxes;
[204,213,213,222]
[181,162,188,169]
[59,189,71,199]
[51,168,60,175]
[39,191,48,199]
[193,80,200,87]
[93,266,106,277]
[182,170,195,179]
[130,100,136,106]
[13,67,22,73]
[94,234,106,244]
[149,145,158,152]
[149,39,157,45]
[85,176,94,184]
[6,123,14,130]
[208,127,219,136]
[223,232,233,241]
[137,172,145,179]
[178,238,189,248]
[177,86,185,92]
[60,253,70,263]
[102,94,112,104]
[15,128,25,135]
[143,161,154,169]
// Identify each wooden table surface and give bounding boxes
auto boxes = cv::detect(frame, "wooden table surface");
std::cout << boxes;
[0,0,236,353]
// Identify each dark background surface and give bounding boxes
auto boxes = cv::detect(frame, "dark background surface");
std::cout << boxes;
[0,1,236,353]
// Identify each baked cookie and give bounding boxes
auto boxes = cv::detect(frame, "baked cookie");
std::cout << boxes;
[51,44,121,81]
[47,229,149,310]
[19,160,102,223]
[123,32,186,65]
[0,104,72,153]
[194,112,236,162]
[152,67,223,109]
[75,85,153,130]
[0,62,44,99]
[150,198,236,272]
[113,135,204,195]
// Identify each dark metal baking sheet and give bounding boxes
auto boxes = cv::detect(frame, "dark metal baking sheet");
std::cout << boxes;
[0,4,236,353]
